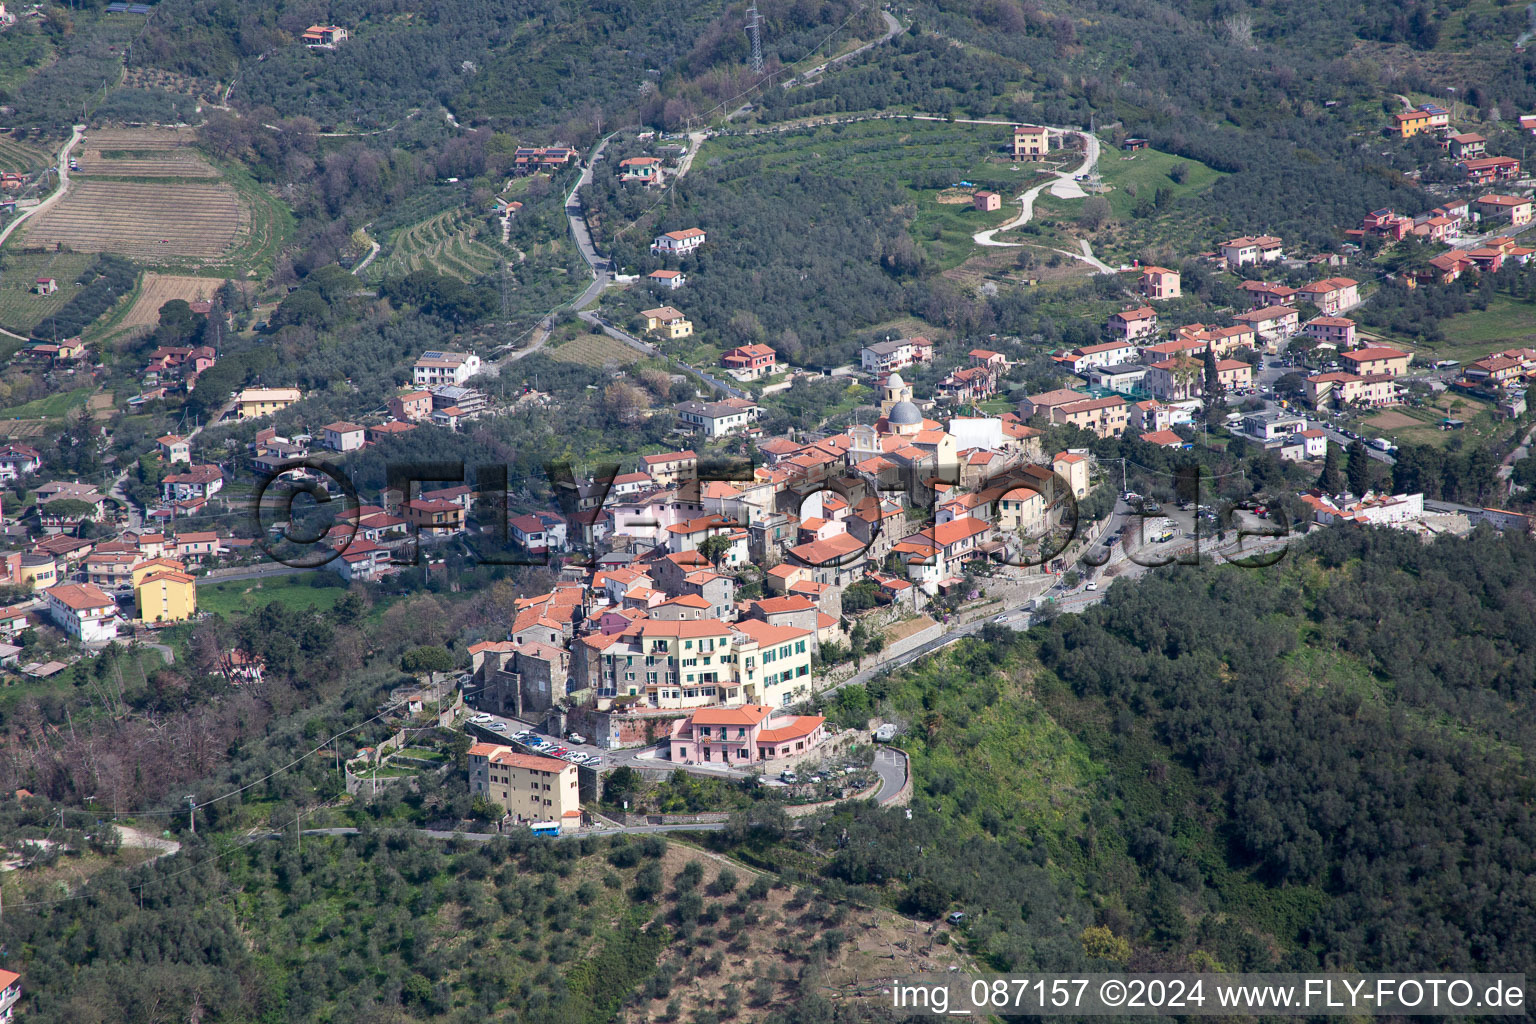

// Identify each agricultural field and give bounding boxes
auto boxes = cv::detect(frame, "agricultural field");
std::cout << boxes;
[0,250,95,334]
[549,329,641,367]
[119,273,225,330]
[194,576,352,618]
[74,128,218,178]
[0,132,49,174]
[378,208,506,282]
[1367,295,1536,365]
[1351,397,1501,451]
[11,128,289,273]
[0,418,46,440]
[20,180,240,262]
[0,385,93,420]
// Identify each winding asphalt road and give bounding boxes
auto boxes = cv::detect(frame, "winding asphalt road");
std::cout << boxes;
[0,124,84,250]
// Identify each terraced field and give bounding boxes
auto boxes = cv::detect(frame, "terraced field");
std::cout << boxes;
[20,180,240,261]
[0,134,49,173]
[119,273,225,329]
[379,209,505,282]
[75,128,217,178]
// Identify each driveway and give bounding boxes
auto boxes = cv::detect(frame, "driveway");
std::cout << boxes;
[973,128,1111,274]
[870,746,907,802]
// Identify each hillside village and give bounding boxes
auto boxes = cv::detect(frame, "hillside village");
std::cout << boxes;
[3,104,1536,837]
[0,0,1535,1018]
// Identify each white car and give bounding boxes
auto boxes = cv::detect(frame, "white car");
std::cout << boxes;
[1085,582,1099,591]
[487,722,507,731]
[469,714,493,724]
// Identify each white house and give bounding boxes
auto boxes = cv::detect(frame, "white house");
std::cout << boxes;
[412,350,482,387]
[160,464,224,502]
[321,421,366,453]
[675,398,762,439]
[1218,235,1284,270]
[1060,341,1141,374]
[860,337,933,374]
[0,443,41,483]
[46,583,119,643]
[510,512,569,554]
[651,228,706,256]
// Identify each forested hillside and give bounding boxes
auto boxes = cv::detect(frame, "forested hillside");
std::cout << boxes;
[779,529,1536,976]
[16,528,1533,1021]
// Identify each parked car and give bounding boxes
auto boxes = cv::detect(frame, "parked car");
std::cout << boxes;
[1085,582,1099,591]
[488,722,507,731]
[469,714,493,724]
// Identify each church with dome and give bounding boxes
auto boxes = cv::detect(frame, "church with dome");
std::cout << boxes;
[874,372,940,436]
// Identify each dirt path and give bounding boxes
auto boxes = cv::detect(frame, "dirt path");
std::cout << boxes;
[116,824,181,863]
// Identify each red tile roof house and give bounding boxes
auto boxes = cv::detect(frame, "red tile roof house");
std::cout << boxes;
[1136,265,1181,300]
[1458,156,1520,185]
[175,531,220,561]
[1475,194,1533,227]
[1303,316,1357,349]
[619,156,663,184]
[510,512,568,554]
[1464,355,1525,384]
[1218,235,1284,269]
[1057,340,1140,374]
[1140,429,1186,448]
[720,343,778,380]
[388,390,433,422]
[321,421,366,453]
[1107,306,1158,343]
[1444,132,1486,159]
[1239,280,1299,309]
[651,228,707,256]
[647,268,686,290]
[667,705,828,765]
[973,190,1002,212]
[45,582,119,643]
[1233,305,1300,344]
[0,966,19,1018]
[1296,277,1359,316]
[160,464,224,502]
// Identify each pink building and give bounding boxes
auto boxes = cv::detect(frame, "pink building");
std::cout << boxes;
[668,705,827,765]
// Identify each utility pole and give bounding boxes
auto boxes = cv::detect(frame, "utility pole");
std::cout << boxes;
[185,795,195,835]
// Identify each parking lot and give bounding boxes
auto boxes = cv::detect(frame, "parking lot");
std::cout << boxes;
[466,713,609,768]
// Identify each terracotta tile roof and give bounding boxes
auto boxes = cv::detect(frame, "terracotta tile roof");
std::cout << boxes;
[691,704,774,726]
[48,582,115,611]
[757,715,825,744]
